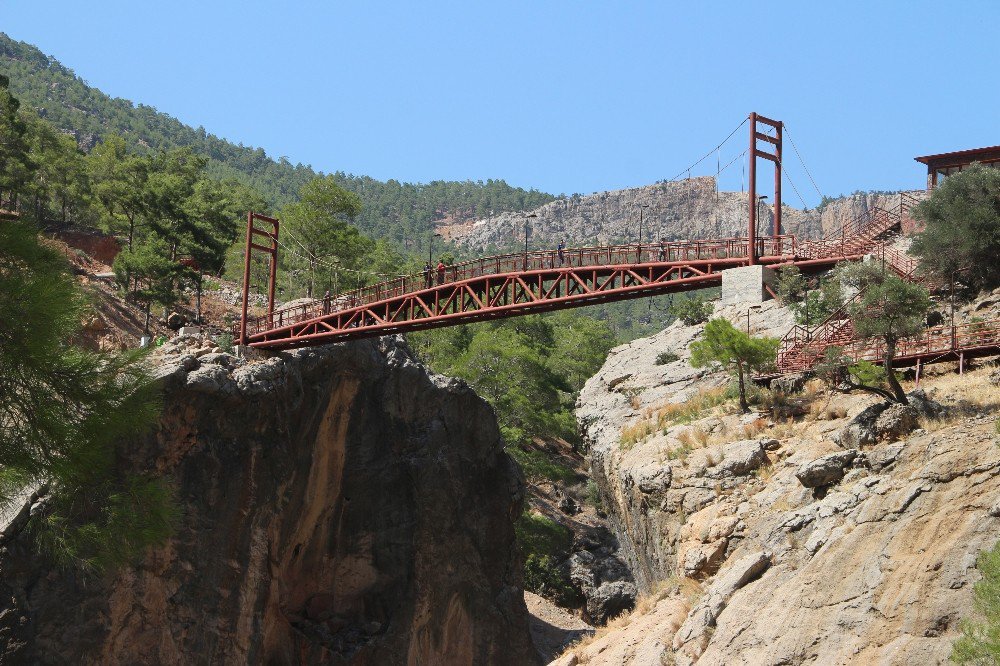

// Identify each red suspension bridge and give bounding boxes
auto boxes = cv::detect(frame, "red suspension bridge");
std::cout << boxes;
[234,114,1000,375]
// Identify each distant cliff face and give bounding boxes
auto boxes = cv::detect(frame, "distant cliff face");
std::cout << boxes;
[0,336,538,666]
[450,177,922,253]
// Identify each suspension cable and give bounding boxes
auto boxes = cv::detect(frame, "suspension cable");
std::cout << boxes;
[776,157,810,210]
[783,123,824,200]
[664,117,749,183]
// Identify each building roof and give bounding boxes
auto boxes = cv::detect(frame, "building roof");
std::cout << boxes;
[915,145,1000,166]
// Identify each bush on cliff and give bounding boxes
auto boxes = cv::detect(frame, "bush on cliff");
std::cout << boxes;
[669,294,713,326]
[690,318,779,413]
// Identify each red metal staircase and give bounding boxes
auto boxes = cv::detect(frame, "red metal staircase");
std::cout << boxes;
[776,199,919,373]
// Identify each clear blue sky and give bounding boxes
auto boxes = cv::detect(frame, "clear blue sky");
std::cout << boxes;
[3,1,996,204]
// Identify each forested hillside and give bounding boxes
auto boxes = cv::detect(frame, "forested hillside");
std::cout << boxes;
[0,32,552,249]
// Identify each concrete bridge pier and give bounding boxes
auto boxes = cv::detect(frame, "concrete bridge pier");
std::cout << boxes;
[721,265,777,306]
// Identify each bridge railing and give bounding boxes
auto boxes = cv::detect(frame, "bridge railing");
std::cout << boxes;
[838,318,1000,364]
[239,235,798,338]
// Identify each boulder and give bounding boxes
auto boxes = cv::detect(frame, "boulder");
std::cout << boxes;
[586,581,637,624]
[568,550,636,624]
[795,450,858,488]
[198,352,240,370]
[989,370,1000,388]
[835,402,889,448]
[874,404,919,441]
[166,311,186,330]
[907,389,947,418]
[184,365,236,395]
[558,496,581,516]
[707,439,768,478]
[772,373,807,395]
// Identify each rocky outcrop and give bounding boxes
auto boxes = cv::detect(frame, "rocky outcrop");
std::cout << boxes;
[576,298,795,591]
[0,335,538,665]
[570,307,1000,665]
[451,178,923,253]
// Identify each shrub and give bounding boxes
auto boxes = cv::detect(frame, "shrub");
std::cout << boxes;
[524,554,581,607]
[516,511,579,605]
[656,351,680,365]
[670,296,713,326]
[216,332,234,353]
[585,480,603,509]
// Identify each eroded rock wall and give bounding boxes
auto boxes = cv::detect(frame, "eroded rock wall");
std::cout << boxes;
[576,299,795,591]
[570,297,1000,665]
[0,337,538,666]
[452,178,923,253]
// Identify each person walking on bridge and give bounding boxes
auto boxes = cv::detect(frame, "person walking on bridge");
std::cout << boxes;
[436,260,446,285]
[323,290,331,315]
[557,238,566,265]
[423,262,432,288]
[658,238,667,262]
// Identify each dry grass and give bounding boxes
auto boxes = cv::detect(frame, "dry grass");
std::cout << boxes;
[620,419,657,450]
[620,387,733,451]
[654,387,730,428]
[563,576,702,664]
[803,378,825,398]
[567,603,642,661]
[765,417,798,440]
[753,462,776,483]
[741,417,768,439]
[807,398,848,421]
[666,443,693,461]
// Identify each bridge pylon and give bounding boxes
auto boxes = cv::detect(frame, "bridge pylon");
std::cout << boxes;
[748,113,783,265]
[239,212,280,346]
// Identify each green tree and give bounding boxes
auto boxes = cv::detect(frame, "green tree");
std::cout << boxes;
[670,294,713,326]
[89,134,150,249]
[0,74,33,209]
[952,541,1000,664]
[0,220,172,572]
[453,323,573,444]
[690,318,779,412]
[911,163,1000,293]
[113,240,183,332]
[840,262,931,404]
[281,175,367,297]
[775,265,808,304]
[546,311,617,392]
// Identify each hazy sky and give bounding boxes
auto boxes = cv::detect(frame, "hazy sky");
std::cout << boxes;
[2,1,996,204]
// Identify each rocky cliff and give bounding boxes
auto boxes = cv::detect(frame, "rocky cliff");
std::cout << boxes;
[0,335,539,665]
[565,298,1000,665]
[449,177,921,253]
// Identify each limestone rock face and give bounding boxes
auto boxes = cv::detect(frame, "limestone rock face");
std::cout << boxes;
[576,298,795,591]
[0,337,538,666]
[451,178,921,253]
[571,301,1000,665]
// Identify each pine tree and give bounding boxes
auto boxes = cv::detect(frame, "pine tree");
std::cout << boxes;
[0,220,172,571]
[911,163,1000,293]
[690,318,779,412]
[840,262,931,404]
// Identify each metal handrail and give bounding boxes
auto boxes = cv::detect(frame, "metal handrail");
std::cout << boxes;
[239,235,798,338]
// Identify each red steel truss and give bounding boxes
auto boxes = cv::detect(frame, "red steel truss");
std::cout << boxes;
[238,236,799,349]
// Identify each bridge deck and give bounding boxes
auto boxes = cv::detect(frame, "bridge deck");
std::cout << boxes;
[239,236,808,349]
